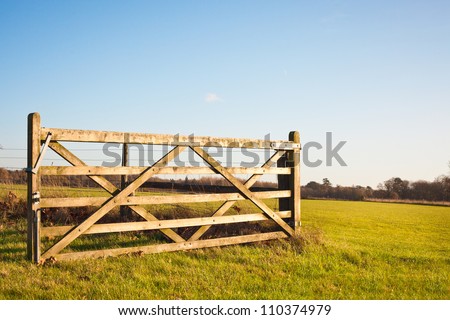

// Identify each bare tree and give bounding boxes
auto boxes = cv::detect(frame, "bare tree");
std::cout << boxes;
[322,178,331,187]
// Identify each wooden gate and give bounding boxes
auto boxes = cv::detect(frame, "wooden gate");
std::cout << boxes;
[27,112,300,263]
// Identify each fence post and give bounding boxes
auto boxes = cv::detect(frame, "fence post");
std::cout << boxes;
[120,143,130,219]
[27,112,41,262]
[288,131,301,233]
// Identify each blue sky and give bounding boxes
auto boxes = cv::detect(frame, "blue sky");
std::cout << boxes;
[0,0,449,187]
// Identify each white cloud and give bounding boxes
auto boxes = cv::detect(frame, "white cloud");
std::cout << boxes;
[204,93,221,103]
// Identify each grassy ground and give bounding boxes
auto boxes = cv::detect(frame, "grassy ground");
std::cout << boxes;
[0,184,449,299]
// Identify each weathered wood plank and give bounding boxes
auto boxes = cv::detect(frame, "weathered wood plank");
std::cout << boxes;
[189,150,286,241]
[126,190,290,206]
[27,112,41,262]
[40,190,291,208]
[48,141,185,243]
[41,127,300,150]
[40,147,186,260]
[41,197,106,208]
[49,232,288,262]
[41,211,292,237]
[40,166,291,176]
[192,146,295,236]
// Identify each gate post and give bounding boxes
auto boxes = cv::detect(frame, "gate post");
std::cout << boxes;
[277,131,301,234]
[288,131,301,233]
[277,148,289,214]
[27,112,41,262]
[120,143,130,219]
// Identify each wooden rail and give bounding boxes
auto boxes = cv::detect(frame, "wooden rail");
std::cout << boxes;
[27,112,301,263]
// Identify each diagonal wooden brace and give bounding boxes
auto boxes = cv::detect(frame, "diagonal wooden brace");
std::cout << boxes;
[191,147,294,236]
[48,142,185,243]
[189,150,286,241]
[27,132,52,174]
[41,146,186,261]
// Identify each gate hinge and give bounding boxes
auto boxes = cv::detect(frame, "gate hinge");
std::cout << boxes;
[32,192,40,205]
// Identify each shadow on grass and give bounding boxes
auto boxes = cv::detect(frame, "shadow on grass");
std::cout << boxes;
[41,231,169,254]
[0,229,27,262]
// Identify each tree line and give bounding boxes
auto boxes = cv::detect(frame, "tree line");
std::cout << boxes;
[1,167,449,202]
[0,168,276,190]
[302,176,450,202]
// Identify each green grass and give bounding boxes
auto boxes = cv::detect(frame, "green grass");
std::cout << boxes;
[0,185,449,299]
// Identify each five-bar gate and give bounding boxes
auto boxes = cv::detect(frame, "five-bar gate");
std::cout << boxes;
[27,112,301,263]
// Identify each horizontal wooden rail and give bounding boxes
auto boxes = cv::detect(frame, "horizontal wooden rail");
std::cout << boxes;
[52,231,289,261]
[40,128,300,150]
[41,211,291,237]
[40,190,291,208]
[40,166,291,176]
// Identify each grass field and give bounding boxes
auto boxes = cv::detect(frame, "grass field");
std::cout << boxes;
[0,184,449,299]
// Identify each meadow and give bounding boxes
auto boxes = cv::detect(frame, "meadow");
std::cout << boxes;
[0,184,449,299]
